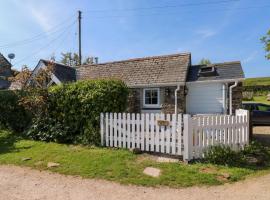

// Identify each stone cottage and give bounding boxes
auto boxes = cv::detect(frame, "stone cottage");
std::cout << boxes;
[76,53,244,115]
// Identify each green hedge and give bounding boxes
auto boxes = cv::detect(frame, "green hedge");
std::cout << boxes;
[0,90,32,132]
[27,79,129,145]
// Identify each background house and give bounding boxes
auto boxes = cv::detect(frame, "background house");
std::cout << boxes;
[77,53,244,115]
[27,59,76,87]
[0,53,12,89]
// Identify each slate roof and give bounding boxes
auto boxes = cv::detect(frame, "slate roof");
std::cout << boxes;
[0,53,12,89]
[76,53,191,87]
[41,60,76,82]
[187,61,245,82]
[0,53,11,68]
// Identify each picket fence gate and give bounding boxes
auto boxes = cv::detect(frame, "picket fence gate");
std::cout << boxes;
[100,109,249,161]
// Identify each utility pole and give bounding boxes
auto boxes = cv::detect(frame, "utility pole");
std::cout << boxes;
[78,10,82,66]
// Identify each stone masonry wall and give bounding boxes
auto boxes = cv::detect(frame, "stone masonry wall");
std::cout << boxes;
[126,86,186,114]
[228,82,243,114]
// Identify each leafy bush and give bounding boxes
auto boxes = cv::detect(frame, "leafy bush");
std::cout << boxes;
[242,91,254,101]
[0,90,31,132]
[242,141,270,166]
[204,145,245,166]
[204,142,270,167]
[27,79,129,145]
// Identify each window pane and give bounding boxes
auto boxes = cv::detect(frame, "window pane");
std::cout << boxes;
[152,90,158,98]
[145,97,151,104]
[145,91,151,98]
[151,97,158,104]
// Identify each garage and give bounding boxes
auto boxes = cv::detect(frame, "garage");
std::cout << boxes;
[186,82,225,115]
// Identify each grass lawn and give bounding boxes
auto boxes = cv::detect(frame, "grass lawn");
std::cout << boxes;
[243,96,270,105]
[244,77,270,86]
[0,130,269,188]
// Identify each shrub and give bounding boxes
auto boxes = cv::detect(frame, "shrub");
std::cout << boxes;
[27,79,129,145]
[242,91,254,101]
[0,90,31,132]
[204,145,245,166]
[204,142,270,167]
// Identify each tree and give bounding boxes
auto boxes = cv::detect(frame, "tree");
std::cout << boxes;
[261,29,270,60]
[60,52,96,66]
[199,58,211,65]
[10,64,55,117]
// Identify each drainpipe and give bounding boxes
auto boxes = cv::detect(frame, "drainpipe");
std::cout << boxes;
[175,84,181,115]
[229,81,238,115]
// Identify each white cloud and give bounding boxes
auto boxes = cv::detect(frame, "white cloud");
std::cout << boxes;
[196,29,217,39]
[11,0,54,32]
[243,51,259,63]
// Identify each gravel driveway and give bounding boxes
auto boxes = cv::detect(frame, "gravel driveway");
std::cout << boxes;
[0,165,269,200]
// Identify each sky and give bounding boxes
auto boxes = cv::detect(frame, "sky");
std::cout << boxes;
[0,0,270,78]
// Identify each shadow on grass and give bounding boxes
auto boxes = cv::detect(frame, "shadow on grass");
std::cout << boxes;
[0,131,32,154]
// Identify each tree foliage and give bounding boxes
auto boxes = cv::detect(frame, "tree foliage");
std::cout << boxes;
[199,58,211,65]
[261,29,270,60]
[27,79,129,145]
[60,52,96,66]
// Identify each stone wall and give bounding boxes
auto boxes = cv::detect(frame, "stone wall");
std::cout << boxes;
[126,86,186,114]
[161,86,186,114]
[229,82,243,114]
[126,88,141,113]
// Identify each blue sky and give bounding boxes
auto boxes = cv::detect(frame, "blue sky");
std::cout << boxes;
[0,0,270,77]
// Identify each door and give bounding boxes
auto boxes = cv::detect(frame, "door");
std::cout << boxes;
[186,83,224,114]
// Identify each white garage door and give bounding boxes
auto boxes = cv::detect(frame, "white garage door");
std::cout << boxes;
[186,83,224,115]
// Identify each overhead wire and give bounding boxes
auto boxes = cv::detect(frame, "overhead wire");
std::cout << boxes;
[0,14,76,48]
[12,20,77,67]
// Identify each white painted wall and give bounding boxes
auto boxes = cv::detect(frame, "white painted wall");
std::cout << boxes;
[186,82,224,114]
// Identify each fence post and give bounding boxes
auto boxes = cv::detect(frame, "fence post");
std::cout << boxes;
[100,113,104,146]
[183,114,193,162]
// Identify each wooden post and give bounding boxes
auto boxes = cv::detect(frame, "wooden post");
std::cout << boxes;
[183,114,193,162]
[100,113,104,146]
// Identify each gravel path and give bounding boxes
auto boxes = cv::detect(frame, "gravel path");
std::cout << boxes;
[0,165,269,200]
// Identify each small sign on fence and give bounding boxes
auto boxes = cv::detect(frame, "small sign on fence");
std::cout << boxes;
[157,120,170,126]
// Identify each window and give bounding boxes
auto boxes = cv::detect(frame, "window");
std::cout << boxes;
[257,104,270,112]
[143,88,160,107]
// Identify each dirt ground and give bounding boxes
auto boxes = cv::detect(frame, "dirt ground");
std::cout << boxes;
[0,165,270,200]
[1,127,270,200]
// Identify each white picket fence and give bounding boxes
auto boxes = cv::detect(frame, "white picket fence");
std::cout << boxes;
[100,109,249,161]
[100,113,183,155]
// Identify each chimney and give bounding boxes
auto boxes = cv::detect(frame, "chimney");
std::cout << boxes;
[94,57,98,64]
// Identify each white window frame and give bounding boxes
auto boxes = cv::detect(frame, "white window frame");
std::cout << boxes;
[143,88,160,108]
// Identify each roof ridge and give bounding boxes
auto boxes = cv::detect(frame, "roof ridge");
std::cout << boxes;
[78,52,191,68]
[41,59,75,70]
[192,61,241,67]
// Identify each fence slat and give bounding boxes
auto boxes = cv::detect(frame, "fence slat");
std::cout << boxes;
[150,114,155,152]
[145,114,150,151]
[105,113,109,146]
[131,113,135,149]
[165,114,171,154]
[177,114,182,155]
[100,113,104,146]
[141,114,145,151]
[127,113,131,148]
[122,113,126,148]
[136,113,140,149]
[155,113,160,152]
[160,114,165,153]
[171,114,176,155]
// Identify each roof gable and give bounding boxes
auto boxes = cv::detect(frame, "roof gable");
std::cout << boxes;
[187,61,245,82]
[41,60,76,82]
[76,53,191,87]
